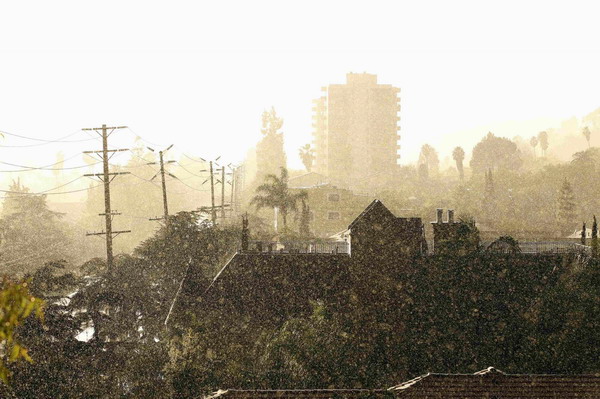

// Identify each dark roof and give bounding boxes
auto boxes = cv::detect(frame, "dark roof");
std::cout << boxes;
[206,389,386,399]
[348,199,394,230]
[389,367,600,398]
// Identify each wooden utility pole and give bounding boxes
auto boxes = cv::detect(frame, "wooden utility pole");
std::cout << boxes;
[160,151,169,223]
[149,145,175,226]
[83,124,131,272]
[210,161,216,225]
[230,166,235,217]
[221,166,226,219]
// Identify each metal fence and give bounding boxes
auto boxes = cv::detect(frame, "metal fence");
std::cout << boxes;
[242,241,350,254]
[482,240,591,254]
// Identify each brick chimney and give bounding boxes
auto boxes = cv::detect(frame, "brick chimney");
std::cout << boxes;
[436,208,443,224]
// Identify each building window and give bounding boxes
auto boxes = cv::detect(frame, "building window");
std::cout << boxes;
[328,193,340,202]
[328,212,341,220]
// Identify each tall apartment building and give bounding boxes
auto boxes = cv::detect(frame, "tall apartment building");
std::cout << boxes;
[312,73,400,191]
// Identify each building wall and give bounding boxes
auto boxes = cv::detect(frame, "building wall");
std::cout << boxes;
[312,73,400,192]
[291,185,374,238]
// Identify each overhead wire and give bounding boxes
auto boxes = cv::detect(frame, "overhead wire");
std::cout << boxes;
[0,129,97,147]
[125,127,210,165]
[0,151,101,172]
[0,241,68,269]
[174,161,208,178]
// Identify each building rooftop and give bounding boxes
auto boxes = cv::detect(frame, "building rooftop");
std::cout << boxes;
[389,367,600,398]
[206,389,386,399]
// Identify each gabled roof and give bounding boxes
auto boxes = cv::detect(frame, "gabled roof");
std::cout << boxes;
[205,389,385,399]
[389,367,600,397]
[348,199,395,230]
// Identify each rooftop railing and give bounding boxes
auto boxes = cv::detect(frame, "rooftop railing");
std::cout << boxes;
[241,240,350,255]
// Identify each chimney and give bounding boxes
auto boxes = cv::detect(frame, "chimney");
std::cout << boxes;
[448,209,454,224]
[436,208,443,224]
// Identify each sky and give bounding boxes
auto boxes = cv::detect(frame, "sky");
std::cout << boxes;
[1,0,600,193]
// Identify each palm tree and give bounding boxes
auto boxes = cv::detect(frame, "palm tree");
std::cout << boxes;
[538,131,549,157]
[582,126,591,148]
[529,136,538,157]
[251,167,307,233]
[419,144,439,175]
[452,146,465,180]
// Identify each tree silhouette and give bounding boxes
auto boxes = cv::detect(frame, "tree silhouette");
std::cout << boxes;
[419,144,439,175]
[298,144,314,172]
[582,126,592,148]
[251,168,307,233]
[557,178,576,234]
[452,146,465,180]
[298,198,311,237]
[470,132,522,173]
[538,130,549,157]
[256,107,287,179]
[592,215,598,257]
[530,136,539,157]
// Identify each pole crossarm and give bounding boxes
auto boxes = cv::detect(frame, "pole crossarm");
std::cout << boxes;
[84,172,130,177]
[86,230,131,236]
[82,126,127,131]
[83,124,130,272]
[83,149,129,154]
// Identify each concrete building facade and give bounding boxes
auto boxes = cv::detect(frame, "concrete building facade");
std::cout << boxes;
[312,73,400,192]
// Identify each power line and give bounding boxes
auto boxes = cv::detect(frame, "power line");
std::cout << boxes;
[0,176,86,195]
[125,126,168,148]
[0,160,101,172]
[174,161,207,178]
[180,152,207,164]
[169,174,209,192]
[0,129,97,147]
[0,241,67,269]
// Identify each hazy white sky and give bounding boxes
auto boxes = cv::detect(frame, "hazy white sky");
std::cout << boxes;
[1,0,600,178]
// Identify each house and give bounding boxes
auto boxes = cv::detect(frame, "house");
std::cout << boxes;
[197,200,425,320]
[288,173,374,238]
[431,208,479,255]
[206,389,387,399]
[205,368,600,399]
[389,367,600,398]
[348,200,426,258]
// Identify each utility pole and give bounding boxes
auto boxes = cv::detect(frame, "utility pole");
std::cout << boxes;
[160,150,169,223]
[83,124,131,272]
[221,166,226,219]
[230,166,235,218]
[210,161,216,225]
[148,145,175,226]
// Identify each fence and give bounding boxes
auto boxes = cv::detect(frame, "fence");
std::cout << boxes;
[482,240,591,254]
[242,240,350,254]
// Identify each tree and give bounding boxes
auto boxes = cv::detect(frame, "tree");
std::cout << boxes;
[592,215,598,257]
[530,136,539,157]
[298,199,311,238]
[470,132,523,173]
[581,222,587,246]
[0,278,43,384]
[298,144,314,172]
[418,144,439,175]
[256,107,287,179]
[251,168,307,233]
[0,180,74,275]
[452,146,465,180]
[557,178,576,234]
[582,126,592,148]
[538,131,549,157]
